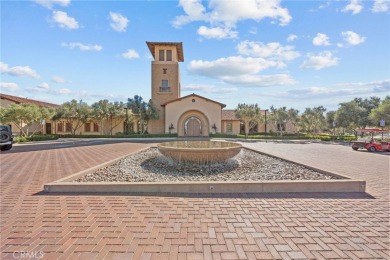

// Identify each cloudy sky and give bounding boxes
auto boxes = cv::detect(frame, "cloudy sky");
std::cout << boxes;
[1,0,389,111]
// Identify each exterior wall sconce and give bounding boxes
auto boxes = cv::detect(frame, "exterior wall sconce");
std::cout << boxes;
[212,123,217,133]
[169,123,175,134]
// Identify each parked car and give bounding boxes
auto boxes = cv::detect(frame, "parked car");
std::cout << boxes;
[0,125,13,151]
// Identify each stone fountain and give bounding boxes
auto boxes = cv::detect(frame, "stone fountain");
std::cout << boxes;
[157,141,242,164]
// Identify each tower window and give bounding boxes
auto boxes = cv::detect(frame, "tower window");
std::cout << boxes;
[163,68,167,74]
[167,50,172,61]
[160,80,170,92]
[159,50,165,61]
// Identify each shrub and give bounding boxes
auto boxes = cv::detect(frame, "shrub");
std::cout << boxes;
[14,134,59,143]
[58,133,178,138]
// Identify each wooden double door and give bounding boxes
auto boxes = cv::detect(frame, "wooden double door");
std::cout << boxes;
[184,117,202,136]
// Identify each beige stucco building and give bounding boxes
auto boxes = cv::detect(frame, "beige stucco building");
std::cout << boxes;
[146,41,243,136]
[0,93,60,136]
[0,93,127,136]
[146,41,293,136]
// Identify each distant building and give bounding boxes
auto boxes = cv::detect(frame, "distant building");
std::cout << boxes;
[0,93,59,136]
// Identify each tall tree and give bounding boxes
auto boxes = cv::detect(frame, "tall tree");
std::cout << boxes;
[234,103,263,136]
[369,98,390,129]
[127,95,159,134]
[335,101,366,133]
[91,99,110,135]
[354,96,381,128]
[299,106,327,134]
[269,106,299,135]
[325,110,336,130]
[54,99,91,135]
[0,103,45,136]
[108,101,127,135]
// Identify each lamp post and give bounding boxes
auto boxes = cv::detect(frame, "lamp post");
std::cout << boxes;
[380,119,385,139]
[124,107,129,135]
[332,121,336,141]
[264,109,269,135]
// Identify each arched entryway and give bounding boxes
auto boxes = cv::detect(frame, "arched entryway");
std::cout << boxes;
[184,116,202,136]
[177,110,209,137]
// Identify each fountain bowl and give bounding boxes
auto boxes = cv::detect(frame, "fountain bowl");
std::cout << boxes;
[157,141,242,164]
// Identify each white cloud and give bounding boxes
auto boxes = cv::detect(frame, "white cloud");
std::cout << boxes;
[287,81,390,98]
[173,0,291,39]
[61,42,102,51]
[0,82,19,92]
[51,76,66,83]
[312,33,331,46]
[336,79,390,88]
[197,26,238,39]
[52,11,79,30]
[182,84,238,94]
[300,51,339,70]
[188,56,295,87]
[37,82,50,90]
[121,49,140,59]
[342,0,363,15]
[309,1,333,12]
[287,34,298,42]
[222,74,296,87]
[341,31,366,45]
[237,41,300,65]
[270,80,390,99]
[172,0,208,28]
[26,84,73,95]
[34,0,70,9]
[0,62,40,79]
[372,0,389,12]
[109,12,129,32]
[189,56,279,78]
[56,88,72,94]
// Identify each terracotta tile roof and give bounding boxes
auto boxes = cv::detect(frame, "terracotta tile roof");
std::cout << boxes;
[222,110,239,120]
[0,93,60,108]
[161,93,226,108]
[146,41,184,62]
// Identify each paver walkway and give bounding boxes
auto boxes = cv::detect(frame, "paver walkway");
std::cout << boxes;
[0,139,389,259]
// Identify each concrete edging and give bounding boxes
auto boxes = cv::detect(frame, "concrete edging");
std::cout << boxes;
[44,180,365,193]
[43,147,366,194]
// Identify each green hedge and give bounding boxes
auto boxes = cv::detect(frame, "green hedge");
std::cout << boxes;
[210,133,357,141]
[14,134,59,143]
[58,133,178,138]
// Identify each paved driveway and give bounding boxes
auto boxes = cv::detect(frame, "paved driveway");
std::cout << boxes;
[0,139,389,259]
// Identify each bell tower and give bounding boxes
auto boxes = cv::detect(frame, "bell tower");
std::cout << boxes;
[146,42,184,134]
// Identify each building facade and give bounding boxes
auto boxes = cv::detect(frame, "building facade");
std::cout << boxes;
[146,41,292,136]
[147,41,239,136]
[0,93,59,136]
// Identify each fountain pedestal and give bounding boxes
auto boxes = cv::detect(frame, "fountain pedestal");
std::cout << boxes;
[157,141,242,164]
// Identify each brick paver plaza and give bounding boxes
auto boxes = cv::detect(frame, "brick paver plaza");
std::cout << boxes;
[0,139,389,259]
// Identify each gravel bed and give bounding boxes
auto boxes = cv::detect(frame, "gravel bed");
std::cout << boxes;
[75,148,343,182]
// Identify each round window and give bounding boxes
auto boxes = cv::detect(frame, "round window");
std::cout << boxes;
[192,99,195,102]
